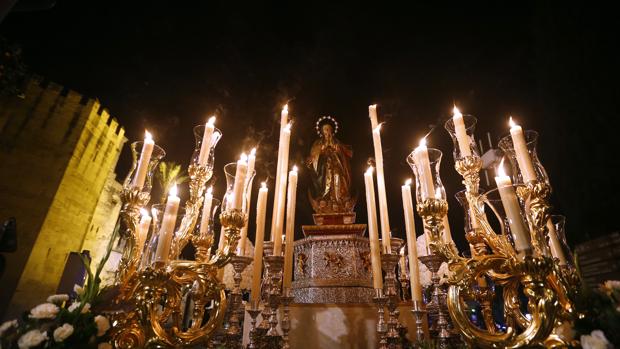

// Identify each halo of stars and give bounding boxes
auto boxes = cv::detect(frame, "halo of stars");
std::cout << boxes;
[315,115,339,137]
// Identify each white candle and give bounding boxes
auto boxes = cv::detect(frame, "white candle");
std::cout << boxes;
[238,148,257,255]
[369,104,379,129]
[413,138,436,200]
[198,116,216,166]
[364,167,384,290]
[199,187,214,236]
[509,117,537,183]
[452,106,472,157]
[136,209,152,259]
[132,130,155,189]
[154,184,180,265]
[442,215,454,244]
[402,179,422,301]
[271,121,291,243]
[546,219,567,265]
[372,123,392,253]
[232,153,248,210]
[250,183,269,305]
[495,160,531,254]
[283,167,298,289]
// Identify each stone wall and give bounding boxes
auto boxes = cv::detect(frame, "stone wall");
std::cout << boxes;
[0,78,126,318]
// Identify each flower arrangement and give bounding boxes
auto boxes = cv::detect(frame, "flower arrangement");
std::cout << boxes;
[573,278,620,348]
[0,229,117,349]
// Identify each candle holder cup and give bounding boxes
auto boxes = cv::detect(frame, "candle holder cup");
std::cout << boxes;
[444,114,480,161]
[191,198,221,262]
[407,148,447,204]
[191,124,222,173]
[123,140,167,193]
[222,162,257,214]
[143,204,186,268]
[498,130,549,186]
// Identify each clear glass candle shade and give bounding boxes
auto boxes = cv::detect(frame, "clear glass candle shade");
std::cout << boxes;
[123,140,166,193]
[497,130,550,185]
[191,125,222,170]
[143,204,186,267]
[222,162,257,212]
[482,186,530,253]
[455,189,485,233]
[406,147,447,203]
[195,198,221,239]
[549,215,574,266]
[444,114,480,160]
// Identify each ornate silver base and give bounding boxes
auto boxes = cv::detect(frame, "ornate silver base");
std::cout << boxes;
[411,300,427,346]
[419,254,451,349]
[373,288,389,349]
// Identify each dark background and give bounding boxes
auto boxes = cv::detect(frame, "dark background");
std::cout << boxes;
[1,2,618,250]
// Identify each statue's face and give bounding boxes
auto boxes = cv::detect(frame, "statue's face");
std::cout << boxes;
[321,124,333,139]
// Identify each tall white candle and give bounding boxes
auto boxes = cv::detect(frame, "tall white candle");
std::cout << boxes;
[452,106,472,157]
[546,219,567,265]
[199,187,214,236]
[369,104,379,129]
[495,160,531,254]
[283,167,298,289]
[371,124,392,253]
[364,167,384,290]
[232,153,248,210]
[509,117,537,183]
[198,116,216,166]
[132,130,155,189]
[136,209,152,259]
[154,184,180,265]
[442,216,454,244]
[271,121,291,242]
[402,179,423,301]
[250,183,269,305]
[413,138,436,200]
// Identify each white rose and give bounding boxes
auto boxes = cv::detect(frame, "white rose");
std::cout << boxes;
[29,303,59,319]
[46,294,69,304]
[53,323,74,342]
[0,319,18,337]
[581,330,611,349]
[94,315,110,337]
[67,302,90,314]
[17,329,48,349]
[73,284,85,296]
[98,343,113,349]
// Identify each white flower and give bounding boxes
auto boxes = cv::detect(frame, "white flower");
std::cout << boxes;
[604,280,620,290]
[0,319,18,337]
[53,323,74,342]
[94,315,110,337]
[67,302,91,314]
[17,329,48,349]
[581,330,611,349]
[98,343,113,349]
[29,303,59,319]
[46,294,69,304]
[73,284,85,296]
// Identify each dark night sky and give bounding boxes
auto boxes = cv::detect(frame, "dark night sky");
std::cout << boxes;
[1,2,619,250]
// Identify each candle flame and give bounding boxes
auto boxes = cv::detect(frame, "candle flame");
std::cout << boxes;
[435,187,442,199]
[366,166,374,175]
[261,182,267,189]
[145,130,152,141]
[509,116,516,128]
[284,122,292,132]
[169,184,178,197]
[292,165,298,173]
[400,246,405,254]
[206,186,213,195]
[453,105,462,117]
[283,104,288,113]
[140,208,149,217]
[369,104,377,109]
[250,147,257,156]
[405,178,412,186]
[497,158,507,177]
[419,137,427,148]
[207,116,216,126]
[240,152,248,162]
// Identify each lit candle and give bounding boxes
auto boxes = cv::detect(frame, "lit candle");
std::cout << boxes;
[132,130,155,189]
[495,160,531,254]
[372,123,392,253]
[199,187,214,236]
[283,166,298,289]
[136,209,152,259]
[271,121,291,243]
[198,116,216,166]
[509,117,537,183]
[281,104,289,131]
[413,138,436,200]
[369,104,379,129]
[232,153,248,210]
[250,182,269,305]
[402,179,423,301]
[238,148,257,255]
[546,219,567,265]
[154,184,180,265]
[452,106,472,157]
[364,167,383,290]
